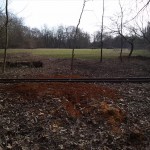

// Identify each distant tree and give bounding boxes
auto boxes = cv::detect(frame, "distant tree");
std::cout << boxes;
[56,25,65,48]
[103,34,113,49]
[21,27,42,49]
[75,28,90,48]
[65,26,76,48]
[8,15,24,48]
[27,27,41,48]
[40,25,53,48]
[92,31,107,48]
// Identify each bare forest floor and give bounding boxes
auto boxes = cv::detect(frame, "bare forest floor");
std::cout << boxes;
[0,53,150,149]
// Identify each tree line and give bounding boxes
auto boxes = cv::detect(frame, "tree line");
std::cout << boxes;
[0,9,150,50]
[0,12,91,49]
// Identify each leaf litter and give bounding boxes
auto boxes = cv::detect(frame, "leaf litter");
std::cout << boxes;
[0,81,149,149]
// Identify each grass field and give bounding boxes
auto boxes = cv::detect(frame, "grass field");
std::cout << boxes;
[0,48,150,59]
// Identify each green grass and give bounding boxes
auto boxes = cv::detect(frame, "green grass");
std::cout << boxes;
[0,48,150,59]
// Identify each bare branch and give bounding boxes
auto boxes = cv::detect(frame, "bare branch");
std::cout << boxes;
[134,0,150,19]
[125,0,150,24]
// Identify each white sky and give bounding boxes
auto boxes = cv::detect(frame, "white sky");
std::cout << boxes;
[1,0,150,34]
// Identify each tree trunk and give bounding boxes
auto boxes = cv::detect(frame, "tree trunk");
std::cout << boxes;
[120,37,123,62]
[71,48,75,70]
[2,0,8,73]
[71,0,86,71]
[119,0,123,62]
[128,43,134,58]
[100,0,105,62]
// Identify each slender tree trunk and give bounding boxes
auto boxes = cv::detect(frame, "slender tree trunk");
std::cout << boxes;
[71,0,86,71]
[119,0,123,62]
[120,35,123,62]
[2,0,8,73]
[71,47,75,70]
[128,43,134,58]
[100,0,105,62]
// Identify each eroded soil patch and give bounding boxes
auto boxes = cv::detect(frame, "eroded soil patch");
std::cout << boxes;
[3,83,124,127]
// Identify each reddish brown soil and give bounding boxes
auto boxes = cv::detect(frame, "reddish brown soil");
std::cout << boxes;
[3,83,124,131]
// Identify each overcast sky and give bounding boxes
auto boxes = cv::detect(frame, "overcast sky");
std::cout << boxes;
[1,0,150,34]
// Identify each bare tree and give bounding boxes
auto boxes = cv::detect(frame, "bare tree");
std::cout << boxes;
[111,0,149,57]
[135,21,150,43]
[128,0,150,49]
[100,0,105,62]
[120,29,136,58]
[71,0,87,71]
[2,0,8,73]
